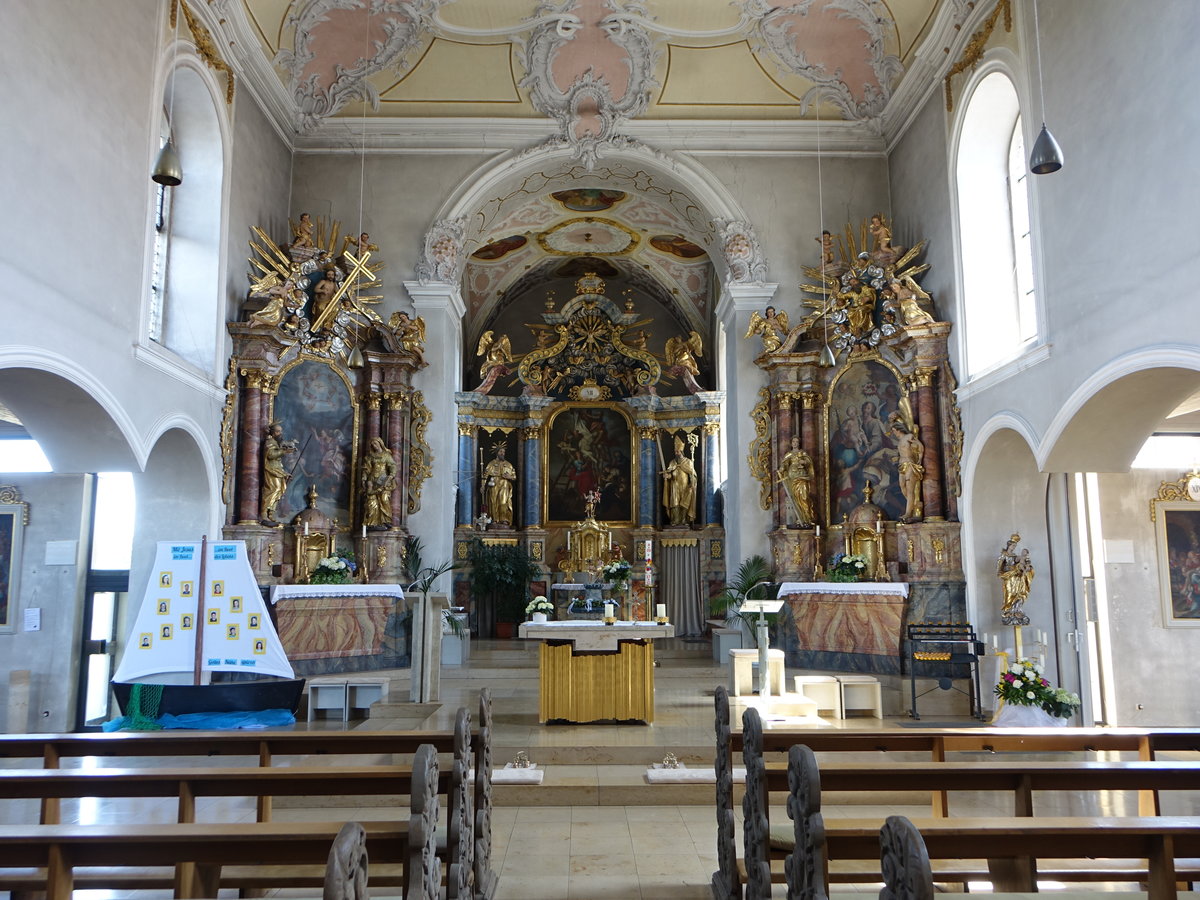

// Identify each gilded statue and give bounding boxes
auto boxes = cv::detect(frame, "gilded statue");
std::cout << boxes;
[389,311,426,356]
[836,273,877,337]
[312,268,340,319]
[815,230,835,268]
[360,436,396,530]
[889,275,934,326]
[476,330,514,379]
[291,212,314,250]
[997,533,1034,625]
[260,421,298,525]
[777,436,815,527]
[868,212,903,264]
[888,398,924,523]
[664,331,703,375]
[745,306,790,353]
[481,443,516,527]
[662,435,698,527]
[342,231,378,259]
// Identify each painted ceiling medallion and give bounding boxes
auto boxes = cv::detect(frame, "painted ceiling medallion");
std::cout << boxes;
[538,217,639,256]
[275,0,446,132]
[520,0,660,169]
[747,0,903,120]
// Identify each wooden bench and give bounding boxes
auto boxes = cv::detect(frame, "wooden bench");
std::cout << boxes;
[0,743,442,900]
[713,685,1200,898]
[0,689,497,900]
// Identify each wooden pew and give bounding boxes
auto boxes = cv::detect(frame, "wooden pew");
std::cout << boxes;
[0,689,497,900]
[0,743,442,900]
[324,821,369,900]
[713,687,1200,898]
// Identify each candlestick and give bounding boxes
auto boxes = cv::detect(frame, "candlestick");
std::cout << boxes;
[876,518,882,533]
[655,603,667,624]
[303,522,309,537]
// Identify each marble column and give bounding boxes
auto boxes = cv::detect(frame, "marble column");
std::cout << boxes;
[638,425,659,527]
[386,393,407,529]
[457,424,477,528]
[237,370,267,525]
[912,367,945,520]
[522,425,542,528]
[703,422,720,526]
[365,394,382,446]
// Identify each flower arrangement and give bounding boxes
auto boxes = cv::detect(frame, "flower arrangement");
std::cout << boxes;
[310,553,356,585]
[601,558,632,588]
[994,658,1081,718]
[827,553,869,583]
[526,595,554,616]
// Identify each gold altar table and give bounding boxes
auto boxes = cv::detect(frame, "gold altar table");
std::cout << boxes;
[519,621,675,723]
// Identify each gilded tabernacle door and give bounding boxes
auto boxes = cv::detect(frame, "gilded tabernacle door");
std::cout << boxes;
[545,404,635,525]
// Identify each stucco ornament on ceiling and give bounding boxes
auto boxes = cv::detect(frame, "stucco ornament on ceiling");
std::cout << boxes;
[520,0,660,169]
[715,219,768,284]
[538,217,639,256]
[274,0,447,132]
[416,217,467,284]
[747,0,904,120]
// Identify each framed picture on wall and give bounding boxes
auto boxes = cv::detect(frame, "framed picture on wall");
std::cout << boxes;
[0,499,27,634]
[1155,501,1200,627]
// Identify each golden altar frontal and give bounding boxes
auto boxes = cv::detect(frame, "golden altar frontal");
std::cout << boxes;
[518,621,675,723]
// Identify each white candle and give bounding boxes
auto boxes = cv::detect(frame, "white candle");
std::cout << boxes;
[656,603,666,619]
[361,524,367,539]
[567,532,571,550]
[815,525,820,538]
[992,634,999,650]
[644,541,652,562]
[876,518,882,533]
[645,567,653,586]
[604,603,614,618]
[303,522,309,536]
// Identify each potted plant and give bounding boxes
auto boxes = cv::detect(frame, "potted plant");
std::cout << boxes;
[827,552,869,583]
[993,658,1081,726]
[466,538,540,638]
[526,595,554,623]
[310,550,357,584]
[709,554,775,648]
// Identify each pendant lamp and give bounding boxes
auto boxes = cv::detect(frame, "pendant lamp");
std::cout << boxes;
[152,139,183,186]
[1028,0,1063,174]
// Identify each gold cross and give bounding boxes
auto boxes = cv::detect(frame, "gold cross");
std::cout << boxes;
[310,249,372,334]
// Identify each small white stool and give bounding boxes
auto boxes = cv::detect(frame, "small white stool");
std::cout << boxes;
[712,628,742,664]
[836,674,883,718]
[793,675,843,718]
[730,648,786,696]
[307,681,348,723]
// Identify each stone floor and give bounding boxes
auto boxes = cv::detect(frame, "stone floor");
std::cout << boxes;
[5,637,1195,899]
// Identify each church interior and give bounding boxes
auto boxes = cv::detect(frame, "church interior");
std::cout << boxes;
[3,1,1200,895]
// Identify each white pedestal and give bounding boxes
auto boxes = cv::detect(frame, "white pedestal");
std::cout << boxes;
[713,628,742,663]
[730,648,785,697]
[794,675,843,718]
[836,674,883,718]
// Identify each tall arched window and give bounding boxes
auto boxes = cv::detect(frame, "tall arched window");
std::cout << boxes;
[956,71,1040,377]
[142,56,226,376]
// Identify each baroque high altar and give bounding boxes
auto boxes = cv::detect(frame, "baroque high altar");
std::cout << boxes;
[454,271,724,633]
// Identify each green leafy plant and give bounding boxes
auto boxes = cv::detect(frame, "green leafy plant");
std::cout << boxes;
[466,538,540,635]
[310,553,355,584]
[709,555,777,647]
[403,536,464,636]
[827,553,869,583]
[994,658,1081,718]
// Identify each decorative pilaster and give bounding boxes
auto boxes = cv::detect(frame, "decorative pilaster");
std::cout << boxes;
[237,369,268,525]
[385,393,407,529]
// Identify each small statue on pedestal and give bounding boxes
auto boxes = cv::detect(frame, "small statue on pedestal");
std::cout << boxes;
[998,533,1034,626]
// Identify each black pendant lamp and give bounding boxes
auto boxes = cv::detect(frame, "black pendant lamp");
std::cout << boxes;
[1028,0,1063,175]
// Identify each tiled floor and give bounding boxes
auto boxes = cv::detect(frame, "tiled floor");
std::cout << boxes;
[6,637,1197,898]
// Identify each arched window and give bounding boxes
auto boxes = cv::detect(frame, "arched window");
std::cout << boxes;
[955,71,1040,377]
[142,55,226,376]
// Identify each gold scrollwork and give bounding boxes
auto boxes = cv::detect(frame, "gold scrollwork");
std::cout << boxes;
[458,423,477,438]
[801,390,822,410]
[945,368,964,499]
[638,426,658,441]
[407,391,433,515]
[241,368,273,392]
[710,539,723,559]
[219,359,237,506]
[944,0,1011,112]
[0,484,30,524]
[366,394,383,410]
[703,422,719,436]
[747,387,773,510]
[522,426,541,440]
[912,366,937,389]
[1150,468,1200,521]
[172,0,235,105]
[456,541,469,560]
[530,541,544,561]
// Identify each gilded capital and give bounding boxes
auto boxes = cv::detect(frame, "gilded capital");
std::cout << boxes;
[913,367,938,389]
[703,422,720,437]
[638,426,658,441]
[458,423,477,438]
[366,394,383,411]
[801,390,822,410]
[241,369,272,391]
[522,426,541,441]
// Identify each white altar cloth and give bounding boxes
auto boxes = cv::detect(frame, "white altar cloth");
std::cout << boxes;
[519,620,675,652]
[269,583,405,605]
[778,581,909,597]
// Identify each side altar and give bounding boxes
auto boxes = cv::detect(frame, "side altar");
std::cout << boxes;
[269,584,406,677]
[743,217,968,680]
[517,621,676,724]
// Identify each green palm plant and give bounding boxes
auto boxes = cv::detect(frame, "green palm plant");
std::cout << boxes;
[709,554,776,647]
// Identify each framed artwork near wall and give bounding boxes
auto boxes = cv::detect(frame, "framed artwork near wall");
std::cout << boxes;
[0,502,26,634]
[545,404,635,524]
[1155,501,1200,626]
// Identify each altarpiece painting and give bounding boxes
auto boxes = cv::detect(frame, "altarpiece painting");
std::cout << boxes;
[546,405,634,524]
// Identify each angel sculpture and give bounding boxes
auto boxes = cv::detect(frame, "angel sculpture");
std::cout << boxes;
[476,330,514,379]
[887,396,925,523]
[745,306,790,353]
[389,311,426,356]
[888,275,935,326]
[664,331,703,375]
